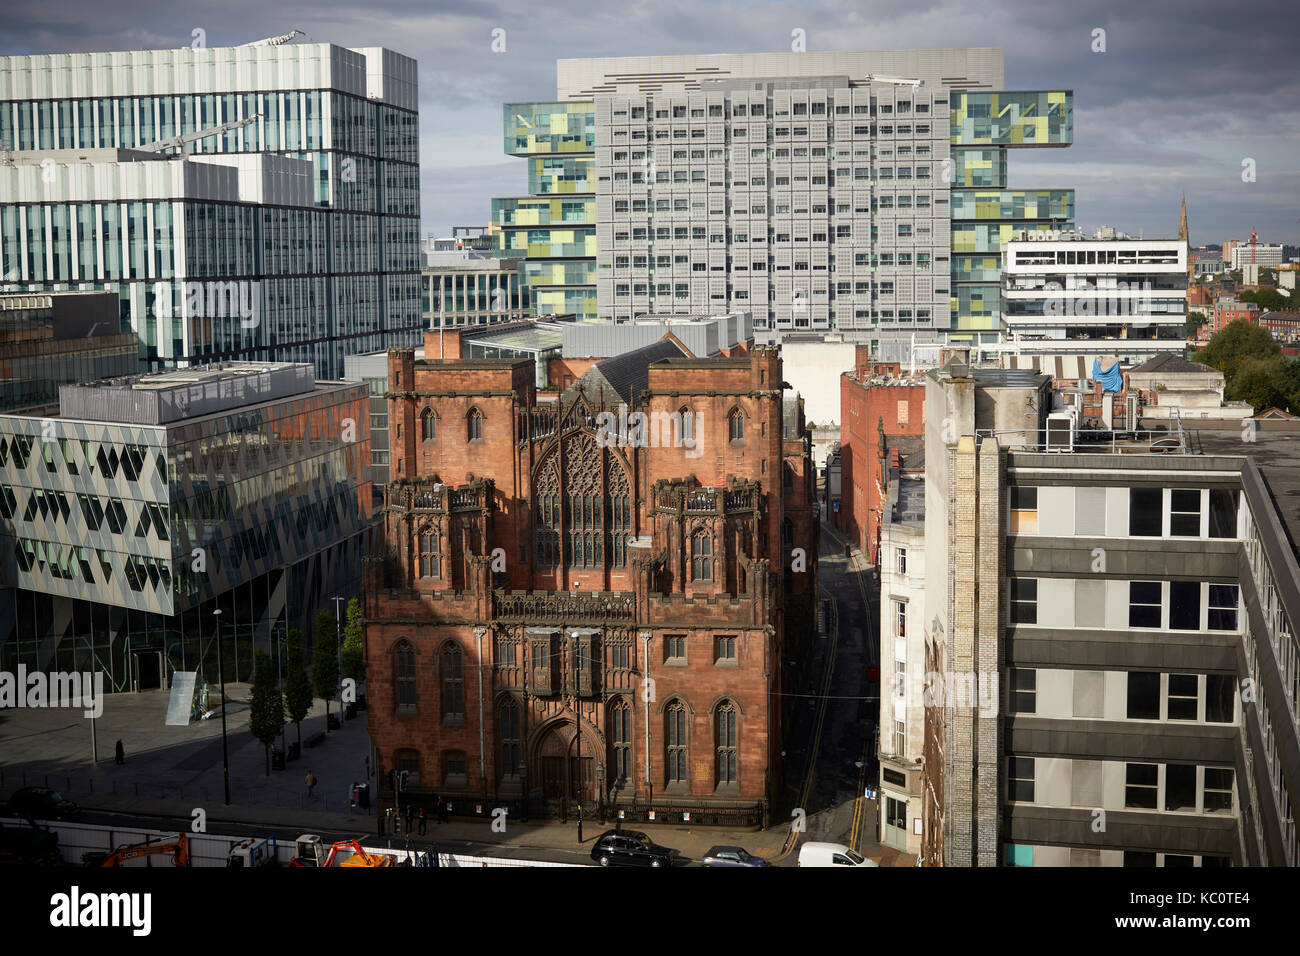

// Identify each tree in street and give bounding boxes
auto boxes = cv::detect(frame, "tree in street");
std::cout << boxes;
[284,628,314,753]
[312,611,340,732]
[248,649,285,777]
[341,597,366,685]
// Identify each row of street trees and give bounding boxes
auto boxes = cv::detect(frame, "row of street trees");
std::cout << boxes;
[247,598,367,776]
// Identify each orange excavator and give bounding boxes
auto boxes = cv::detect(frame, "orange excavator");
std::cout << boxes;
[289,834,398,867]
[84,833,189,867]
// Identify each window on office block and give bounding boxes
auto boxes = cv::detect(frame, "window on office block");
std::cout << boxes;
[1169,489,1202,536]
[1125,763,1158,809]
[1010,486,1038,533]
[1127,671,1161,719]
[1010,579,1037,624]
[1169,581,1200,630]
[1009,757,1035,802]
[1129,581,1162,628]
[1129,488,1162,536]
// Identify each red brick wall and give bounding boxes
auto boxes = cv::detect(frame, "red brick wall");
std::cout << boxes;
[364,346,810,814]
[838,374,925,562]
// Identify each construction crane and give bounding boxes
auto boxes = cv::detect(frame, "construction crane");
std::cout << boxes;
[863,73,924,88]
[240,31,306,47]
[135,114,261,155]
[84,833,190,867]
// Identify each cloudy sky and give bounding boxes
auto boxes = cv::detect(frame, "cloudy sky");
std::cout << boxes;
[3,0,1297,245]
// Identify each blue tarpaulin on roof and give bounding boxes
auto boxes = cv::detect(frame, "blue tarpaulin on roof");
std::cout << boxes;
[1091,358,1123,393]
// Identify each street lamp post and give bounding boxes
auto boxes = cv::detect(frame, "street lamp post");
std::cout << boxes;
[572,630,582,844]
[213,608,231,806]
[331,595,345,718]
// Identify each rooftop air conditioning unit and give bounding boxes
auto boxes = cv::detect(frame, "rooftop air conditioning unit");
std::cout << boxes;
[1045,409,1077,452]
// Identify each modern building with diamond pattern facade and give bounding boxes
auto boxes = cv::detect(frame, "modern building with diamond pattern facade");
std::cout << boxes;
[0,362,369,692]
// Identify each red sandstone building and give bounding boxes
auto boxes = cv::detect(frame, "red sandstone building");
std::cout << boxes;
[837,349,925,563]
[364,332,817,824]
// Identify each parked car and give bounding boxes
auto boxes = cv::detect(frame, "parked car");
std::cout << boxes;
[0,821,61,866]
[6,788,79,821]
[796,842,878,867]
[700,845,770,867]
[590,830,677,867]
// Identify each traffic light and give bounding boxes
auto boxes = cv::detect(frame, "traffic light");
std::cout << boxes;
[399,770,409,790]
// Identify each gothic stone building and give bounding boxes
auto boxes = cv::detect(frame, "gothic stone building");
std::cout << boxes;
[364,334,817,822]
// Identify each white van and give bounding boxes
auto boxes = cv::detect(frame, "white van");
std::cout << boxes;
[797,842,880,867]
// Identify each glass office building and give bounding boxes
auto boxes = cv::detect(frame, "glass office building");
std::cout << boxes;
[0,43,422,378]
[0,291,138,411]
[0,362,370,691]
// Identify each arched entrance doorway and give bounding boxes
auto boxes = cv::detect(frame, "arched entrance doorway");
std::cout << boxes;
[534,723,594,803]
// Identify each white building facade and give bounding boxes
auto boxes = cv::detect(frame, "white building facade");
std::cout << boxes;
[1000,236,1188,362]
[878,475,927,857]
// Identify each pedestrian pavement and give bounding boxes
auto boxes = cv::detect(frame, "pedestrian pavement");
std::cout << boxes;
[0,648,911,867]
[0,682,371,814]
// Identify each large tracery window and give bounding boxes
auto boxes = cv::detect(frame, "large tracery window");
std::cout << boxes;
[534,433,633,573]
[565,435,602,568]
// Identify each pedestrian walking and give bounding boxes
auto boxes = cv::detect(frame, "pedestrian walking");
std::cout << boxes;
[404,803,414,836]
[436,796,448,824]
[114,740,125,765]
[306,770,317,800]
[417,807,427,836]
[350,782,359,814]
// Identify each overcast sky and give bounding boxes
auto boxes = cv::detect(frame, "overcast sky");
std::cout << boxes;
[4,0,1297,245]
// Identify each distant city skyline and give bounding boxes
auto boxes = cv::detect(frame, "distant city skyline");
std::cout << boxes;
[2,0,1297,245]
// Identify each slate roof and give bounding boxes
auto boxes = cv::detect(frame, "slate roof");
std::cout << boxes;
[573,338,686,405]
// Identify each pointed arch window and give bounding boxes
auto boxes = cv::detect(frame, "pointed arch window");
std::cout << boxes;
[608,460,631,568]
[420,529,440,579]
[394,641,416,712]
[498,697,521,780]
[666,700,688,784]
[535,463,561,570]
[677,406,695,445]
[611,698,632,783]
[692,530,713,581]
[441,643,465,718]
[421,408,437,442]
[728,407,744,442]
[467,408,483,442]
[716,702,738,785]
